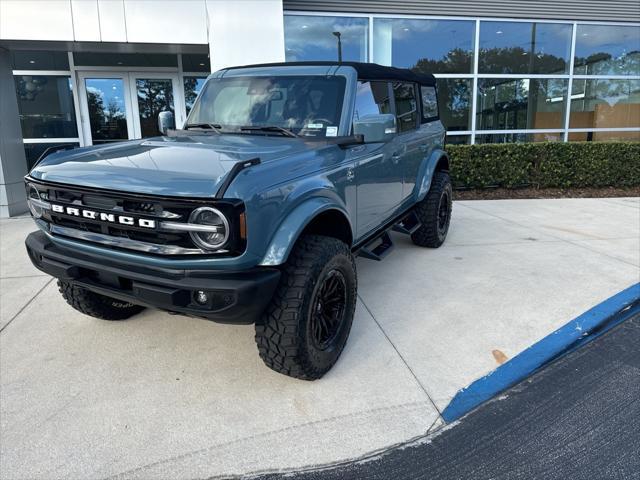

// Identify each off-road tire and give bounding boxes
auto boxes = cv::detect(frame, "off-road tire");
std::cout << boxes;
[411,171,453,248]
[58,280,145,320]
[255,235,357,380]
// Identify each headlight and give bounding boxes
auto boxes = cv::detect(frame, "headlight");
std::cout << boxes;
[188,207,229,250]
[27,184,45,218]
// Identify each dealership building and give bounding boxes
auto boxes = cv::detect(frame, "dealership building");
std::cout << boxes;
[1,0,638,217]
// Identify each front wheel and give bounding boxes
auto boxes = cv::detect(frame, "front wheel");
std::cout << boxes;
[255,235,357,380]
[411,171,453,248]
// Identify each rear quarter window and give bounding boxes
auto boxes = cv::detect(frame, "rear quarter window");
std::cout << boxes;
[421,86,439,121]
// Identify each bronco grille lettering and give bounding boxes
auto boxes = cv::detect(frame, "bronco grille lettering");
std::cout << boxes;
[50,203,156,229]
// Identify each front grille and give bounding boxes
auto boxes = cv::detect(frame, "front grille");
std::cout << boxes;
[27,180,245,257]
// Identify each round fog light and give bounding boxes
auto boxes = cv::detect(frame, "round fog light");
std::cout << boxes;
[195,290,209,305]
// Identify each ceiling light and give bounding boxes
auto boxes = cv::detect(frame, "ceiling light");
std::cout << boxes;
[403,28,409,32]
[199,63,205,66]
[496,30,503,35]
[29,60,35,64]
[301,25,308,29]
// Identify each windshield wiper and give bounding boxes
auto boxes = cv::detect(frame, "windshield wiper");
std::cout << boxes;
[239,125,298,138]
[184,123,223,133]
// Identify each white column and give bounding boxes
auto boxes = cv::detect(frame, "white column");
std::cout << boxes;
[206,0,285,72]
[0,48,28,217]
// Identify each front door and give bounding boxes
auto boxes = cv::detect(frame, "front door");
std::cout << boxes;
[78,72,184,146]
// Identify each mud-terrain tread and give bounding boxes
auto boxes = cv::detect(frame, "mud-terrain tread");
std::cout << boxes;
[58,280,145,320]
[255,235,357,380]
[411,171,452,248]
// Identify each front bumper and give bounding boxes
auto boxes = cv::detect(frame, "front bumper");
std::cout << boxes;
[25,230,280,324]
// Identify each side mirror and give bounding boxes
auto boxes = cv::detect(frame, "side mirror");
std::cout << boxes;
[157,111,175,135]
[352,113,397,143]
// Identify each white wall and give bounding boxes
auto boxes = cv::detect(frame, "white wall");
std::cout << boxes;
[206,0,285,71]
[1,0,208,45]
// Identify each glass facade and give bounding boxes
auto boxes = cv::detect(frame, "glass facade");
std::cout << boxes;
[478,21,572,74]
[569,79,640,129]
[14,75,77,138]
[284,14,640,143]
[476,78,568,130]
[284,15,369,62]
[574,24,640,76]
[372,18,475,73]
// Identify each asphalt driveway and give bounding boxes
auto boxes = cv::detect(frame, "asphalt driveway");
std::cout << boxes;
[1,197,638,479]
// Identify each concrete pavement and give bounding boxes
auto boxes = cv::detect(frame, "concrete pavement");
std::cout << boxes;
[1,198,639,479]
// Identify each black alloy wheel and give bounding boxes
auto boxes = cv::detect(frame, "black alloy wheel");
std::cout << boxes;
[309,269,347,350]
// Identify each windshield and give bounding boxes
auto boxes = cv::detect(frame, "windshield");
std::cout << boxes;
[186,75,346,137]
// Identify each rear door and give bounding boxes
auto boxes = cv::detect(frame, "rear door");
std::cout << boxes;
[352,80,403,238]
[389,81,424,201]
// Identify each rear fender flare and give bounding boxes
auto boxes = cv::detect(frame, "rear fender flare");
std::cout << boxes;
[415,149,449,202]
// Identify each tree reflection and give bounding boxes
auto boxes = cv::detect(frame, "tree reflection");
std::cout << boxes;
[136,79,174,137]
[87,89,127,142]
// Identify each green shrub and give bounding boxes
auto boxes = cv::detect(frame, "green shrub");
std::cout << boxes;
[448,141,640,189]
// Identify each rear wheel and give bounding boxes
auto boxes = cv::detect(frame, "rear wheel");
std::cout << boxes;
[255,235,357,380]
[58,280,145,320]
[411,171,452,248]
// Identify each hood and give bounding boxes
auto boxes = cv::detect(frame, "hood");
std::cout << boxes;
[29,134,319,197]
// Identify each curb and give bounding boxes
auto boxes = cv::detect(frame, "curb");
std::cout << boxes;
[441,282,640,422]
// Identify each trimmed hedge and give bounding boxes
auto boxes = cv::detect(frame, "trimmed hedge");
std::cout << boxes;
[448,141,640,189]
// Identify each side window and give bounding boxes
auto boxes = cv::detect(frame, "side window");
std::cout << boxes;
[421,86,438,121]
[392,82,418,133]
[353,81,391,122]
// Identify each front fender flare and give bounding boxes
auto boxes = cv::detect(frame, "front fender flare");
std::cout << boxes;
[415,149,449,202]
[259,198,351,266]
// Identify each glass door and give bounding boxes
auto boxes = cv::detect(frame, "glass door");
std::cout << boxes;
[78,73,135,145]
[129,73,184,139]
[77,72,185,146]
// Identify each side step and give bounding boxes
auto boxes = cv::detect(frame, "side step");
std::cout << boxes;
[392,211,422,236]
[358,231,394,261]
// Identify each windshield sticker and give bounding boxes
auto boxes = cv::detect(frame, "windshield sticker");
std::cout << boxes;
[306,123,323,129]
[325,126,338,137]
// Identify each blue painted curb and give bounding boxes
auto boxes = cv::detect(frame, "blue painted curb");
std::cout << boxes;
[441,282,640,423]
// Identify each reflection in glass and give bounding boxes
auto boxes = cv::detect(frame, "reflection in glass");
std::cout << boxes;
[11,50,69,70]
[85,78,128,144]
[182,54,211,72]
[479,21,572,74]
[24,142,79,170]
[476,132,562,143]
[574,25,640,76]
[353,81,391,120]
[436,79,472,131]
[284,15,368,62]
[476,78,568,130]
[393,82,418,132]
[136,78,175,138]
[14,76,77,138]
[373,18,475,73]
[445,135,470,145]
[184,77,207,115]
[74,52,177,67]
[568,131,640,142]
[570,79,640,129]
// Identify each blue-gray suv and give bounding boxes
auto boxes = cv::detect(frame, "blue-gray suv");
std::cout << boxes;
[24,62,452,380]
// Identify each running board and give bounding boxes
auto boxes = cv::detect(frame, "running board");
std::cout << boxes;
[392,211,422,235]
[358,231,394,261]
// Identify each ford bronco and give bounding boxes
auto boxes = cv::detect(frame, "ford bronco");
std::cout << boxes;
[24,61,452,380]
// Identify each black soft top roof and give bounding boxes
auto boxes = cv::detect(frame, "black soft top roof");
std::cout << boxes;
[224,61,436,87]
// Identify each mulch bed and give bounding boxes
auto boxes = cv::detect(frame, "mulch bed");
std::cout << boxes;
[453,186,640,201]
